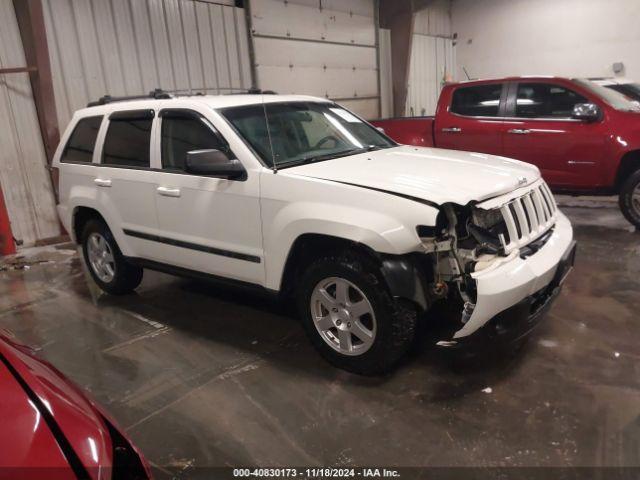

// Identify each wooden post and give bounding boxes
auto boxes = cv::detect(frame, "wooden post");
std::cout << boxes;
[13,0,60,164]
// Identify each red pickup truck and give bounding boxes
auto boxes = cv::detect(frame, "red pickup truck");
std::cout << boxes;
[372,77,640,228]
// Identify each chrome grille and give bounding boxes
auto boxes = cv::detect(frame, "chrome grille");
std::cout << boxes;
[499,182,557,254]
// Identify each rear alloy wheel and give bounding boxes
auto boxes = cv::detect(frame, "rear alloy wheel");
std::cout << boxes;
[81,219,143,295]
[298,251,417,375]
[619,170,640,229]
[86,232,116,283]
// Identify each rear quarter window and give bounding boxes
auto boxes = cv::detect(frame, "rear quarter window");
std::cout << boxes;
[60,116,103,163]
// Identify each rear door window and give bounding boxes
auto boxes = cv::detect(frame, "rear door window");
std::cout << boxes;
[450,84,504,117]
[61,116,103,163]
[102,110,153,168]
[514,83,588,118]
[160,111,225,171]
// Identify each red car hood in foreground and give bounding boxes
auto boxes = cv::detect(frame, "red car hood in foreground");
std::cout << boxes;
[0,332,150,480]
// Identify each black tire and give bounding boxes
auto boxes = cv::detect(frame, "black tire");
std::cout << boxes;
[81,218,143,295]
[619,170,640,229]
[296,250,417,375]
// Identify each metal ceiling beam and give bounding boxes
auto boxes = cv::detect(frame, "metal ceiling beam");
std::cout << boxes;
[12,0,59,165]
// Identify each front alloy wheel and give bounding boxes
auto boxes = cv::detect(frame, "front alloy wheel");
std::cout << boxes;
[297,251,417,375]
[310,277,376,356]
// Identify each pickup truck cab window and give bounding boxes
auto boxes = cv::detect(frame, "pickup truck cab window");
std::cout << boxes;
[220,102,394,168]
[60,115,103,163]
[102,110,153,168]
[514,83,587,119]
[160,110,227,170]
[450,84,504,117]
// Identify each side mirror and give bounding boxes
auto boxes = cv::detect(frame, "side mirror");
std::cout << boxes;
[572,103,601,122]
[376,126,386,134]
[185,149,246,179]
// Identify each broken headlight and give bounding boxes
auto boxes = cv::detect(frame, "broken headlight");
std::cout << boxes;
[468,207,508,255]
[472,207,504,230]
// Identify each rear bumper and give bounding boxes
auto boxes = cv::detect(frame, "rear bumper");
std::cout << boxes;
[452,212,575,341]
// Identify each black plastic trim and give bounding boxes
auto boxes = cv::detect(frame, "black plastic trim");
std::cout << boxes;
[125,257,276,296]
[380,256,429,311]
[122,229,261,263]
[0,353,90,479]
[109,109,154,120]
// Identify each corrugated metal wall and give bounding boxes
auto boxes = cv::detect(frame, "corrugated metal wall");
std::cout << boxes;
[43,0,252,131]
[406,0,455,116]
[413,0,452,38]
[249,0,381,119]
[0,0,60,247]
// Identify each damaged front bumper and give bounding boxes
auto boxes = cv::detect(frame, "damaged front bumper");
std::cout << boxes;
[448,211,575,343]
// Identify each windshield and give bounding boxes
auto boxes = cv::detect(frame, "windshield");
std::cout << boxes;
[574,79,640,111]
[605,83,640,102]
[220,102,396,168]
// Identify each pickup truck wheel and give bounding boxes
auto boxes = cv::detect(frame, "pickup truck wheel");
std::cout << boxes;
[619,170,640,229]
[81,219,143,295]
[297,252,417,375]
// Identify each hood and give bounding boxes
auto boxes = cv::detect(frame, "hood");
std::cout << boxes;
[286,145,541,206]
[0,333,113,480]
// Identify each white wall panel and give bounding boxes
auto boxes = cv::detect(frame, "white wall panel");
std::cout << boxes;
[406,35,455,116]
[406,0,455,116]
[338,98,379,120]
[251,0,375,46]
[0,0,60,246]
[414,0,451,37]
[452,0,640,80]
[249,0,380,118]
[43,0,252,131]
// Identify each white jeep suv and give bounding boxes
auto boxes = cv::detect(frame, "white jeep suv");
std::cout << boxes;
[53,91,576,374]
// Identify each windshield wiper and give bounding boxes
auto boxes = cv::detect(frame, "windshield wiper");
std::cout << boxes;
[278,145,385,169]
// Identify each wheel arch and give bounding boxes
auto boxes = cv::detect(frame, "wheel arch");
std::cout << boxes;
[277,233,431,312]
[278,233,379,297]
[615,150,640,192]
[72,206,108,243]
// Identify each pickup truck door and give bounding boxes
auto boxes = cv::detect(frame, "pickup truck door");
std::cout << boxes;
[502,81,606,189]
[149,108,264,285]
[434,82,506,156]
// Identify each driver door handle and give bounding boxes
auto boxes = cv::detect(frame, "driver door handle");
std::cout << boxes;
[441,127,461,133]
[157,186,181,197]
[508,128,530,135]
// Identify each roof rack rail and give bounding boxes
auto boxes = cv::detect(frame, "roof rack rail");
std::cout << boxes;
[87,88,171,107]
[226,88,277,95]
[86,87,278,107]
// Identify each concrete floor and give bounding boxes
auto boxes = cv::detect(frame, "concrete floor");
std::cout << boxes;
[0,197,638,477]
